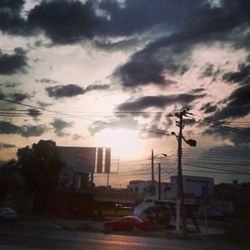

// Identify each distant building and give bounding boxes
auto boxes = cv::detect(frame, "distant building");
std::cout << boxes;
[128,175,214,202]
[167,175,214,201]
[215,181,250,217]
[128,180,171,200]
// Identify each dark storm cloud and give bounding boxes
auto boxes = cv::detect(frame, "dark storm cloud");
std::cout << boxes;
[0,81,22,88]
[27,0,104,44]
[113,31,196,87]
[27,109,41,118]
[46,84,109,99]
[50,118,73,137]
[0,90,30,105]
[200,64,220,79]
[94,38,141,51]
[190,88,206,94]
[111,0,250,87]
[114,59,166,87]
[0,0,26,35]
[51,118,73,131]
[0,90,29,110]
[72,134,84,141]
[199,144,250,161]
[0,121,47,137]
[0,143,16,150]
[201,102,217,114]
[1,0,25,9]
[99,0,248,40]
[36,78,58,84]
[117,94,205,112]
[88,116,138,135]
[141,113,174,139]
[88,112,174,138]
[0,48,28,75]
[0,121,20,134]
[98,0,203,37]
[222,63,250,85]
[10,92,29,102]
[37,101,52,108]
[0,0,248,55]
[20,124,47,137]
[0,90,6,99]
[201,64,214,78]
[46,84,85,98]
[210,84,250,121]
[84,84,110,92]
[0,0,249,48]
[204,125,250,145]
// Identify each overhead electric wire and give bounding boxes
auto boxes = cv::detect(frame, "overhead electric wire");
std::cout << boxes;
[186,160,250,166]
[192,113,250,136]
[2,98,248,138]
[1,98,250,174]
[118,158,250,174]
[184,162,250,175]
[0,96,107,123]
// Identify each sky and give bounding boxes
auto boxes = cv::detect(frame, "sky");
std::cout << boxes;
[0,0,250,187]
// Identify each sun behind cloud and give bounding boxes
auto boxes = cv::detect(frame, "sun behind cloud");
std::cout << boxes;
[96,128,142,159]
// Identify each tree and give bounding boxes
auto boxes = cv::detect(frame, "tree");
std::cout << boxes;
[17,140,63,214]
[0,159,20,201]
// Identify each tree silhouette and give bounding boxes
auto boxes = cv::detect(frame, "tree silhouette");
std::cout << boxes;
[17,140,63,214]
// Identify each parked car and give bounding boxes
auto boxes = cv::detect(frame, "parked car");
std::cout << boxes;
[0,207,18,220]
[104,216,150,231]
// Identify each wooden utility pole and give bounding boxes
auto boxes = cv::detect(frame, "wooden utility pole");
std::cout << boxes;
[158,163,161,200]
[151,150,155,196]
[176,110,187,236]
[151,149,155,183]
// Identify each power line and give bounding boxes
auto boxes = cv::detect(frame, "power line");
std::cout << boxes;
[192,113,250,136]
[0,97,105,123]
[184,162,250,176]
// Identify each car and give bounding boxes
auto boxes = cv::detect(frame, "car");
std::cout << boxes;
[0,207,18,220]
[103,216,150,232]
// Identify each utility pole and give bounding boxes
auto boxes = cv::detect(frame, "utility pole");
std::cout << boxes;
[171,109,197,235]
[151,149,155,196]
[151,149,155,183]
[106,171,110,187]
[158,163,161,200]
[175,110,187,235]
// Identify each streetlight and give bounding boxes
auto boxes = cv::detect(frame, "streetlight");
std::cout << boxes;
[151,151,167,200]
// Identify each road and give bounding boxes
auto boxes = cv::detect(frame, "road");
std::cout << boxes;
[0,224,249,250]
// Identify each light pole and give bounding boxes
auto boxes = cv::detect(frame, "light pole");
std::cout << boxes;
[151,151,167,199]
[172,109,197,236]
[158,163,161,200]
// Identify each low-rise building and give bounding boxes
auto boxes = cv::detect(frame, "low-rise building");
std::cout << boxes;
[215,181,250,217]
[128,180,171,200]
[168,175,214,201]
[128,175,214,202]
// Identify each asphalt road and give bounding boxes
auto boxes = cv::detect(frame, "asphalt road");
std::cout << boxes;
[0,224,249,250]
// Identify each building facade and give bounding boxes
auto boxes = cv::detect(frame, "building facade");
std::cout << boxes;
[128,180,171,200]
[168,175,214,201]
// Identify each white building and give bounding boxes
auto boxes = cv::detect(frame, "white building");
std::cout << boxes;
[168,175,214,201]
[128,180,171,200]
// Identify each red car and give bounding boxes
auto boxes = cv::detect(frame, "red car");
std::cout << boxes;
[104,216,150,231]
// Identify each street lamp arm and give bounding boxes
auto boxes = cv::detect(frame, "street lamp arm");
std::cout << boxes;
[154,153,167,159]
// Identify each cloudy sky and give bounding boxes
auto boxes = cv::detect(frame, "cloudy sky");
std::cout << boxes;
[0,0,250,187]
